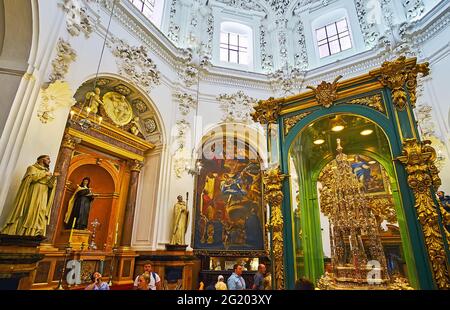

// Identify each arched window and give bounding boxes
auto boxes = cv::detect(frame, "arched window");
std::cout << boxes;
[219,22,253,67]
[304,6,364,67]
[316,18,352,58]
[128,0,164,28]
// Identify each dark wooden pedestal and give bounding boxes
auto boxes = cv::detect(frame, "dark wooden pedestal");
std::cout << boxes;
[0,234,45,290]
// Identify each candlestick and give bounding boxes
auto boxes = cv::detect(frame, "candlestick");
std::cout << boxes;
[86,107,91,117]
[70,110,75,120]
[114,222,118,245]
[69,217,76,244]
[98,116,103,125]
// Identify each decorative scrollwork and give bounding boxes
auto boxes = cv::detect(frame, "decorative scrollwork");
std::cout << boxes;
[129,159,143,172]
[375,56,429,110]
[347,94,385,113]
[307,75,342,108]
[263,167,287,289]
[251,97,283,125]
[396,139,450,289]
[438,200,450,249]
[284,112,312,135]
[62,133,80,150]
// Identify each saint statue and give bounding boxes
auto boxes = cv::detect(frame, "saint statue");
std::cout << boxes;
[85,87,102,114]
[130,117,141,136]
[0,155,59,236]
[170,195,189,245]
[64,177,95,230]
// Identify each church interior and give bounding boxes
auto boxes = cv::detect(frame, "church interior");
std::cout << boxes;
[0,0,449,290]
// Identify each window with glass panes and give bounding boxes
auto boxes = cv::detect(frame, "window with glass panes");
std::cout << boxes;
[220,33,248,65]
[316,19,352,58]
[129,0,155,19]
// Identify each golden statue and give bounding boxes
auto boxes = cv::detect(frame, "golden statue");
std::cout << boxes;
[102,91,133,126]
[85,87,102,114]
[0,155,59,236]
[170,195,189,245]
[130,117,141,136]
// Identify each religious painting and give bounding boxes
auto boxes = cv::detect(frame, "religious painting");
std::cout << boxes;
[192,138,265,254]
[349,154,388,194]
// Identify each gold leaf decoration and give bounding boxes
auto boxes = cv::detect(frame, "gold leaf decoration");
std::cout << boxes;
[284,112,312,135]
[263,167,287,289]
[251,97,282,124]
[307,75,342,108]
[396,139,450,289]
[347,94,385,113]
[375,56,429,110]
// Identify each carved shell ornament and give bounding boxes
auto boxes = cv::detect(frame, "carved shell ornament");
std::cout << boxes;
[102,91,133,126]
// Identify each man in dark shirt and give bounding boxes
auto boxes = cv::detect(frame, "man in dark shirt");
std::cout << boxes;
[252,264,266,290]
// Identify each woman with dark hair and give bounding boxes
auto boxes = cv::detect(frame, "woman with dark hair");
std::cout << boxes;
[64,177,95,230]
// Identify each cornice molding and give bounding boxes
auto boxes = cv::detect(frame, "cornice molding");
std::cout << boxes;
[409,1,450,45]
[91,0,450,94]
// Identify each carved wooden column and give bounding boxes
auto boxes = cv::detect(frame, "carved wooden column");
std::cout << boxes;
[45,133,80,243]
[120,160,143,247]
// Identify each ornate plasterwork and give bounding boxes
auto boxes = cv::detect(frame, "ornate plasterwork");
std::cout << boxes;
[276,19,289,65]
[204,13,214,60]
[49,38,77,82]
[294,20,308,70]
[215,0,267,13]
[415,103,446,169]
[217,91,257,123]
[175,92,197,115]
[59,0,93,37]
[173,119,191,178]
[402,0,425,21]
[143,117,157,134]
[354,0,380,48]
[37,81,76,123]
[269,66,305,95]
[168,0,180,43]
[110,39,161,92]
[267,0,291,16]
[260,25,274,72]
[132,99,148,113]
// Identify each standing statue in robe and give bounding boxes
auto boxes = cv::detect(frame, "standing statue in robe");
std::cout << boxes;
[85,87,102,115]
[1,155,59,236]
[170,195,189,245]
[64,177,95,230]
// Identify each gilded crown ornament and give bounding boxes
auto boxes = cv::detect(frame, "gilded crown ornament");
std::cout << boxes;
[307,75,342,108]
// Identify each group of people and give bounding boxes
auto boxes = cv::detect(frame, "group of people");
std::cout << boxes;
[201,263,271,290]
[85,263,161,290]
